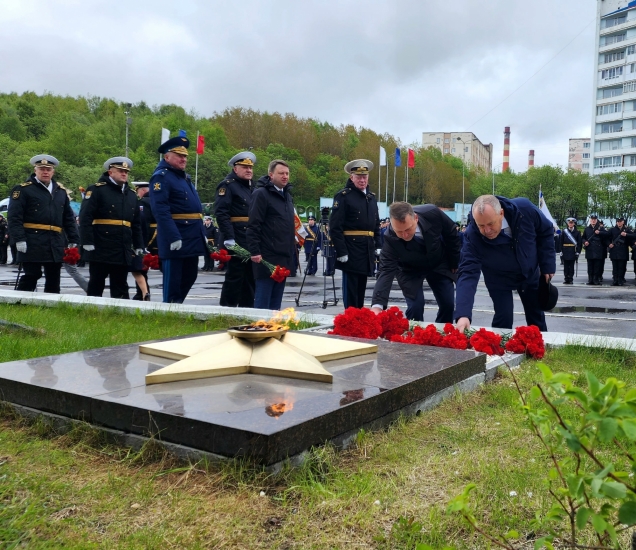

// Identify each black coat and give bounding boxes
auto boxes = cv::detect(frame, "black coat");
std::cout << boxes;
[372,204,461,308]
[214,171,253,248]
[7,175,79,263]
[329,180,381,275]
[559,227,582,261]
[138,195,158,253]
[583,223,608,260]
[246,177,296,279]
[79,173,144,265]
[608,225,634,260]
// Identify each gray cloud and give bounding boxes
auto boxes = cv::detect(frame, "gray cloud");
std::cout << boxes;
[0,0,597,172]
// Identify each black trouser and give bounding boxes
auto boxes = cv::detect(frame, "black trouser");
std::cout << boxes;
[612,259,627,283]
[396,270,455,322]
[87,262,130,298]
[305,252,318,275]
[563,260,575,282]
[9,244,17,264]
[587,258,604,283]
[17,262,62,293]
[202,253,212,271]
[342,271,367,309]
[220,256,255,307]
[0,242,7,264]
[487,282,547,331]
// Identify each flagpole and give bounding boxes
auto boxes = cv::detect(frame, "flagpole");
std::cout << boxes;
[406,166,409,203]
[392,165,396,204]
[378,151,381,197]
[195,131,200,190]
[385,159,389,204]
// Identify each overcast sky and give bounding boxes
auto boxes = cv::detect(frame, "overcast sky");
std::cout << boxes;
[1,0,597,172]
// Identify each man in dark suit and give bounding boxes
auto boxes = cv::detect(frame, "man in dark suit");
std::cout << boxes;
[370,202,461,322]
[455,194,556,332]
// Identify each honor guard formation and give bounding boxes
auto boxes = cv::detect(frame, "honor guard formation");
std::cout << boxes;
[12,145,632,334]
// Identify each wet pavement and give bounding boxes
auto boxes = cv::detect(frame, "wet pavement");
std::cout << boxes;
[1,255,635,338]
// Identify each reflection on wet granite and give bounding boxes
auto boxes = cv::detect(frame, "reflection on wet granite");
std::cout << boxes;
[0,333,486,465]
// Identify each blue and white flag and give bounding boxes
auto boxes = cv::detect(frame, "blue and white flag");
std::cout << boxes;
[539,191,558,229]
[395,147,401,167]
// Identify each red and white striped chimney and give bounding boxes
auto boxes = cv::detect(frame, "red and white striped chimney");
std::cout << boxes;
[502,127,511,172]
[528,149,535,168]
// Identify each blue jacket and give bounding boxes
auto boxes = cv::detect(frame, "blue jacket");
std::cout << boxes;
[454,197,556,321]
[149,160,207,259]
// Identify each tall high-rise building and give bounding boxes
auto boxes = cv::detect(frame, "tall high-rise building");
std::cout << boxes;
[421,132,493,172]
[568,138,591,171]
[591,0,636,175]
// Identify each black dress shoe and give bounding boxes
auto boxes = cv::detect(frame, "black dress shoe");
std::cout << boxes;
[586,281,595,285]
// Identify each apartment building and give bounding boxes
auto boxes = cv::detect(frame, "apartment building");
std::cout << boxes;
[422,132,493,173]
[568,138,591,171]
[592,0,636,174]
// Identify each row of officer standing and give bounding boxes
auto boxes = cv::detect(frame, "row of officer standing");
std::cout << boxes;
[558,215,636,286]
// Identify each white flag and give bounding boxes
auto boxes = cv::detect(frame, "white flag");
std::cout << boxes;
[379,146,387,167]
[161,128,170,145]
[539,191,558,229]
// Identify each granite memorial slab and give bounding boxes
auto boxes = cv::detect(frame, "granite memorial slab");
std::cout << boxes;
[0,332,486,465]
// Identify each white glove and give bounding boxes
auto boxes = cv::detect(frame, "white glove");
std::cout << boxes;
[83,244,95,251]
[337,255,348,263]
[16,241,26,253]
[576,252,580,256]
[560,252,563,256]
[170,240,182,251]
[375,248,382,255]
[68,243,77,248]
[224,239,236,247]
[135,249,144,255]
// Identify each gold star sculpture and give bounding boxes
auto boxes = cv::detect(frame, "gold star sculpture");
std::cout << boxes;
[140,330,378,385]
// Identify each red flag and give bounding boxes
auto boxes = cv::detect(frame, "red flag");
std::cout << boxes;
[407,149,415,168]
[196,135,205,155]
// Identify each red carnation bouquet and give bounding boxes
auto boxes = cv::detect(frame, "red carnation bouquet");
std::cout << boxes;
[329,307,382,340]
[142,253,160,270]
[210,248,231,264]
[505,325,545,359]
[469,328,505,356]
[377,306,410,339]
[62,247,80,265]
[227,244,292,283]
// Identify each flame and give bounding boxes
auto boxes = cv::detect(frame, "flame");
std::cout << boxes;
[265,399,295,419]
[250,320,287,331]
[250,308,299,331]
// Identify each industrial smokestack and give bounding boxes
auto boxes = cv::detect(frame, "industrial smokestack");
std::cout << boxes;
[503,127,511,172]
[528,149,535,168]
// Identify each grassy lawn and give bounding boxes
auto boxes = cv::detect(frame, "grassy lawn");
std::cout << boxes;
[1,306,636,548]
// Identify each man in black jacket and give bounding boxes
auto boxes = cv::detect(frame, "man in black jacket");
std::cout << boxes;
[371,202,461,322]
[79,157,144,298]
[8,154,79,293]
[583,214,608,285]
[608,217,634,286]
[559,217,582,284]
[329,159,381,308]
[246,159,296,310]
[214,151,256,307]
[0,214,9,264]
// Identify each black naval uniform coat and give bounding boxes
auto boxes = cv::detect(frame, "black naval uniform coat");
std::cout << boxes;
[559,226,582,283]
[8,175,79,264]
[329,180,382,275]
[583,222,608,284]
[608,225,634,261]
[329,179,381,308]
[214,171,255,307]
[79,173,144,266]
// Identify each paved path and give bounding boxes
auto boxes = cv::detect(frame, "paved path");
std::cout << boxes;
[0,255,634,338]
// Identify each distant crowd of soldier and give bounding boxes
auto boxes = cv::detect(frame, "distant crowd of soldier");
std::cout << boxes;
[555,214,636,287]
